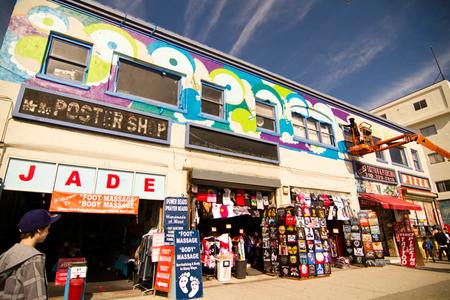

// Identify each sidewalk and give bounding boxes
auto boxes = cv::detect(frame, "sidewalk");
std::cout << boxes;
[54,262,450,300]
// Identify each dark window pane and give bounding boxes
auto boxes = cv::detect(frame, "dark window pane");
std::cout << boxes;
[50,38,88,65]
[436,180,450,192]
[428,153,445,164]
[46,58,85,82]
[202,85,222,103]
[414,102,421,111]
[389,147,407,165]
[256,116,275,131]
[202,101,222,117]
[420,125,437,137]
[117,60,179,106]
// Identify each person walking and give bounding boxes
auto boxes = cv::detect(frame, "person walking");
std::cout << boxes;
[421,236,435,263]
[434,229,450,261]
[0,209,61,300]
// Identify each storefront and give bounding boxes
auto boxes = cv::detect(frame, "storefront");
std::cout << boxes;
[189,169,280,278]
[354,162,421,257]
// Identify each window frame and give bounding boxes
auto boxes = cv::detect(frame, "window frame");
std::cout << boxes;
[413,99,427,111]
[107,55,185,111]
[419,124,437,137]
[436,180,450,193]
[428,152,446,164]
[410,149,423,171]
[389,147,410,167]
[255,100,278,134]
[373,136,387,162]
[291,112,336,148]
[199,80,226,122]
[38,33,92,90]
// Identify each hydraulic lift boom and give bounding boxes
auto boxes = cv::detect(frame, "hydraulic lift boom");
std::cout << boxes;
[345,121,450,159]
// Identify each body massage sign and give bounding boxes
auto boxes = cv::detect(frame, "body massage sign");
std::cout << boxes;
[174,230,203,300]
[163,197,188,244]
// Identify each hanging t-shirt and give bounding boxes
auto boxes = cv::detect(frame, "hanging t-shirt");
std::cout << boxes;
[256,192,264,210]
[263,195,270,206]
[235,189,245,206]
[207,188,217,203]
[222,188,234,206]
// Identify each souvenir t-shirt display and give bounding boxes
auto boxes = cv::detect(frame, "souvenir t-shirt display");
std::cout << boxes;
[360,210,385,267]
[261,191,332,279]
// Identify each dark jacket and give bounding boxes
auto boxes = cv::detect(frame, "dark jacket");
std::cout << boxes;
[434,232,449,246]
[0,243,48,300]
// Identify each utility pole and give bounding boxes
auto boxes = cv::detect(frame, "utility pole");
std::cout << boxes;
[430,46,446,81]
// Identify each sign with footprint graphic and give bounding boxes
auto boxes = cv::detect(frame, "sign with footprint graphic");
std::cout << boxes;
[174,230,203,299]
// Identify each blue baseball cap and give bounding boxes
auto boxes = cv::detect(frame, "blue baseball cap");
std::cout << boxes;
[18,209,61,234]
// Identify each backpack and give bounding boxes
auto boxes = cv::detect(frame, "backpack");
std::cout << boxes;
[422,240,431,250]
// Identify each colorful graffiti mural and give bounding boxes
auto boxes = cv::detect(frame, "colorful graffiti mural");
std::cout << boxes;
[0,0,355,160]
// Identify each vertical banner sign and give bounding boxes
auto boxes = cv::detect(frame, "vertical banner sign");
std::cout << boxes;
[399,233,416,268]
[154,246,175,293]
[163,197,188,245]
[174,230,203,300]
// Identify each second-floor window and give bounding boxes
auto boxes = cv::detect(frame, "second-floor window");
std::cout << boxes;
[411,149,422,170]
[436,180,450,193]
[413,99,427,111]
[389,147,408,166]
[373,137,386,161]
[201,83,224,118]
[256,102,276,132]
[428,153,445,164]
[43,36,90,83]
[116,58,180,107]
[420,125,437,137]
[292,113,335,146]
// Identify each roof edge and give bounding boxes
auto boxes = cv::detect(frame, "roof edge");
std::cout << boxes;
[53,0,414,134]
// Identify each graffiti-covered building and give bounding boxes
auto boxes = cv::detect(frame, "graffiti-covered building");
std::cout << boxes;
[0,0,441,291]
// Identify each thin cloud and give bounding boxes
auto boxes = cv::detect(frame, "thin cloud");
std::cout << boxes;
[317,17,400,91]
[183,0,208,37]
[197,0,227,42]
[229,0,277,56]
[365,48,450,110]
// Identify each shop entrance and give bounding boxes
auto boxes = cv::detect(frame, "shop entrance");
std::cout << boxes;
[0,190,162,284]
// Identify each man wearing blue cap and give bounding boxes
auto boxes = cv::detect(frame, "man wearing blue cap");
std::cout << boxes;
[0,209,60,300]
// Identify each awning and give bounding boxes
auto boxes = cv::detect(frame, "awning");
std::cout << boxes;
[191,169,281,191]
[404,188,438,198]
[359,193,422,211]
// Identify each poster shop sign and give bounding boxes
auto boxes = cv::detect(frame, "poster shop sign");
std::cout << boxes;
[163,197,188,245]
[398,232,416,268]
[154,245,174,293]
[174,230,203,300]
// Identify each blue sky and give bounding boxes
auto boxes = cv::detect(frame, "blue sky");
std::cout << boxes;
[1,0,449,110]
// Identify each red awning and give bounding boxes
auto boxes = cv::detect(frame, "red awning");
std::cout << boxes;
[359,193,422,211]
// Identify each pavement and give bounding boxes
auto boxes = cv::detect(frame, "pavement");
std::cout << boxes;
[53,261,450,300]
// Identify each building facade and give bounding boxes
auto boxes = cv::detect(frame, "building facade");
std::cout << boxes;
[371,80,450,225]
[0,0,441,285]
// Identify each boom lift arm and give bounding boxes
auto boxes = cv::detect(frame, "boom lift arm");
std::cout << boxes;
[344,121,450,159]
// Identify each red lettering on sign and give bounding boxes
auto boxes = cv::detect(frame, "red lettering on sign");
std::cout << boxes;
[106,174,120,189]
[144,178,155,192]
[65,171,81,186]
[19,165,36,181]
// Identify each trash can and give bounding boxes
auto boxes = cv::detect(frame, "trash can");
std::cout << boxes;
[217,257,232,282]
[235,259,247,279]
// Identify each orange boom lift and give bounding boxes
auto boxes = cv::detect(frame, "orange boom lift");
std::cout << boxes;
[344,121,450,159]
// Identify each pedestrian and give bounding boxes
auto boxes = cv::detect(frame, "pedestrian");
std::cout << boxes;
[433,228,450,261]
[0,209,61,299]
[421,236,435,263]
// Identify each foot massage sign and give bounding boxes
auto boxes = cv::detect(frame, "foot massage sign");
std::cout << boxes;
[154,245,175,293]
[174,230,203,300]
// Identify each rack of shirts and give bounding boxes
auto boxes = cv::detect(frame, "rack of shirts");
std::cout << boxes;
[133,229,159,292]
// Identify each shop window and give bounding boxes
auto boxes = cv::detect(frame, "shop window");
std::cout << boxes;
[436,180,450,193]
[389,147,408,166]
[201,82,224,118]
[419,124,437,137]
[410,149,422,171]
[292,114,307,139]
[42,35,91,83]
[256,101,276,133]
[428,152,445,164]
[413,99,427,111]
[373,137,386,161]
[116,58,181,107]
